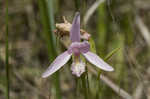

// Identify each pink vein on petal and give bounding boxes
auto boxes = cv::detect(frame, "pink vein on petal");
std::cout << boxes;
[82,52,114,71]
[42,51,72,78]
[70,12,80,42]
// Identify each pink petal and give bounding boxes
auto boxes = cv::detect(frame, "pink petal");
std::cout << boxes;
[79,41,90,53]
[70,12,80,42]
[82,52,114,71]
[42,51,72,78]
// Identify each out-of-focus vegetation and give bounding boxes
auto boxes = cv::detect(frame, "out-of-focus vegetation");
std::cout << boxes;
[1,0,150,99]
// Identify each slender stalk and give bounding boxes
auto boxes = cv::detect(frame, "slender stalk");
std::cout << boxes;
[38,0,61,99]
[5,0,10,98]
[74,0,80,11]
[46,1,61,99]
[97,3,107,57]
[46,0,56,46]
[96,3,107,98]
[81,73,89,99]
[38,0,54,58]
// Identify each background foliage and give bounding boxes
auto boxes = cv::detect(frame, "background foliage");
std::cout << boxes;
[1,0,150,99]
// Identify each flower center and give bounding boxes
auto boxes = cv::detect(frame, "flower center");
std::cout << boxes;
[67,41,90,56]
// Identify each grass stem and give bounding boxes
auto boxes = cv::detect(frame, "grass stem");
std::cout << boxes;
[5,0,10,98]
[38,0,61,99]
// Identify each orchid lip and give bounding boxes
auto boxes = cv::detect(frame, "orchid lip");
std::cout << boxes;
[71,60,85,77]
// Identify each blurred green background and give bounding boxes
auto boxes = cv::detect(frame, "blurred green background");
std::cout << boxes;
[1,0,150,99]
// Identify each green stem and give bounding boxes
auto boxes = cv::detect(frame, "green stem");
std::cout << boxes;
[46,1,61,99]
[96,3,107,98]
[81,73,89,99]
[38,0,61,99]
[74,0,80,11]
[38,0,54,58]
[46,0,56,46]
[5,0,10,98]
[97,3,107,57]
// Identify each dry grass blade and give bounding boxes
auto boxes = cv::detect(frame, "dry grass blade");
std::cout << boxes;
[83,0,105,25]
[89,66,132,99]
[100,75,132,99]
[133,83,143,99]
[135,15,150,46]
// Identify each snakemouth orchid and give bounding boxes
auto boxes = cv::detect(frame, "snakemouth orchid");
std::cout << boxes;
[42,12,114,78]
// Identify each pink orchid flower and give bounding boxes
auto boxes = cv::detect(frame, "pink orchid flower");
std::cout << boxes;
[42,12,114,78]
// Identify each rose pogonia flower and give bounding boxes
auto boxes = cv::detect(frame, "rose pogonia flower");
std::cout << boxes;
[42,12,114,78]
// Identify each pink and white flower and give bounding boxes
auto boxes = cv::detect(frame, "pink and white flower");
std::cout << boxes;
[42,12,114,78]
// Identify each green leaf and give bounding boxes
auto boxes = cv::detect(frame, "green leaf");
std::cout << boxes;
[104,47,120,61]
[97,47,120,79]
